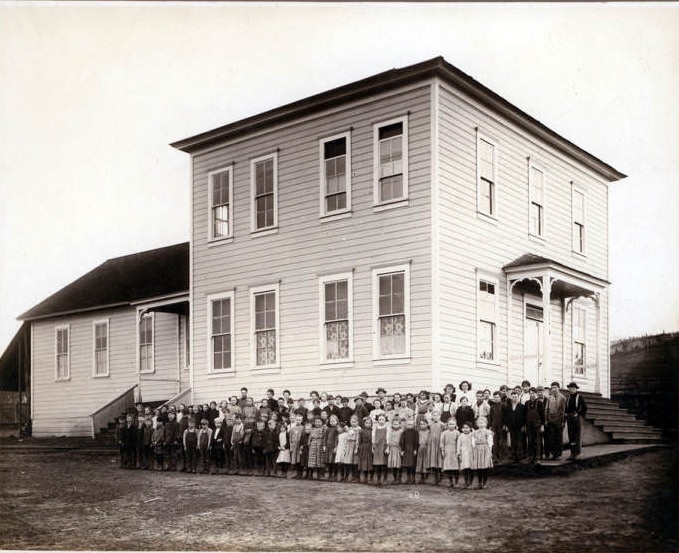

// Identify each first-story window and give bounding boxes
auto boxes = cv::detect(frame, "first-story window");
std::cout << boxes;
[251,283,280,369]
[139,313,154,373]
[373,265,410,359]
[93,320,109,377]
[477,274,499,362]
[55,325,70,380]
[320,273,353,363]
[209,293,234,372]
[573,306,586,375]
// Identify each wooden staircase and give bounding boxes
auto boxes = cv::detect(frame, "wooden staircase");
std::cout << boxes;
[93,399,167,445]
[581,391,665,444]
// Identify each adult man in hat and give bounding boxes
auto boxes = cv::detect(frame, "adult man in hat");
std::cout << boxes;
[565,382,587,460]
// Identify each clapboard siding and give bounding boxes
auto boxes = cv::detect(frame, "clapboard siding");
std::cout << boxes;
[139,311,182,402]
[32,307,185,436]
[436,82,609,393]
[191,85,433,402]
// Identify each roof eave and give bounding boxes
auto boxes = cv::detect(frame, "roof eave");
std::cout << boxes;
[170,56,625,183]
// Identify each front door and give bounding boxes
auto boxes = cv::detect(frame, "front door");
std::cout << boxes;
[524,303,544,385]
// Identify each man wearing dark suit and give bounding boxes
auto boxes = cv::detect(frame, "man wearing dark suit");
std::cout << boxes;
[565,382,587,460]
[544,381,567,460]
[505,391,526,463]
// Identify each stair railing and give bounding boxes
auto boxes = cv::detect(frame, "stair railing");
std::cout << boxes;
[89,384,138,439]
[162,387,192,408]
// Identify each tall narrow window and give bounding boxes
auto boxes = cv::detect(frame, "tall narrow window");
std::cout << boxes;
[184,314,190,368]
[320,273,353,363]
[251,284,280,369]
[139,314,154,373]
[251,153,278,232]
[209,293,234,372]
[573,306,586,376]
[209,167,233,240]
[320,133,351,216]
[374,117,408,206]
[55,326,70,380]
[572,187,586,254]
[477,276,499,362]
[93,320,109,377]
[529,164,545,237]
[477,136,497,217]
[373,265,410,359]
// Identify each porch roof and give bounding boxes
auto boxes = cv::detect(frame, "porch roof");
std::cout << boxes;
[18,243,189,322]
[503,253,610,288]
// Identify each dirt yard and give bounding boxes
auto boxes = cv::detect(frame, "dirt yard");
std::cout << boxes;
[1,447,678,552]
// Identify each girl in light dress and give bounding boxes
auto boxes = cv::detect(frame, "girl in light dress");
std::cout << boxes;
[276,421,291,477]
[440,418,460,487]
[288,414,304,478]
[426,410,444,485]
[416,418,430,483]
[472,417,494,489]
[386,418,403,484]
[457,422,474,488]
[369,399,386,423]
[415,390,431,426]
[427,393,444,423]
[372,414,389,485]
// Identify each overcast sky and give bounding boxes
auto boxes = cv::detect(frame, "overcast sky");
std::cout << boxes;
[1,2,678,354]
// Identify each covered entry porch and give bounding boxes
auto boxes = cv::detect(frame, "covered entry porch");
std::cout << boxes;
[503,254,608,394]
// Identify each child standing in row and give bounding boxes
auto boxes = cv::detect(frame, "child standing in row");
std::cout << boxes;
[399,418,418,484]
[387,418,403,484]
[473,417,493,489]
[357,416,374,483]
[457,422,474,488]
[440,419,460,487]
[416,419,430,483]
[183,418,199,473]
[372,414,388,485]
[427,411,443,484]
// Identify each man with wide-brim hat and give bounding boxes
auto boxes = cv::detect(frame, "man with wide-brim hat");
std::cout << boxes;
[565,382,587,460]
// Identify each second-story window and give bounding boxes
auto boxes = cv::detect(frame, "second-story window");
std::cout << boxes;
[209,166,233,240]
[477,136,497,217]
[374,116,408,207]
[529,164,545,238]
[251,153,278,232]
[572,186,586,254]
[320,133,351,216]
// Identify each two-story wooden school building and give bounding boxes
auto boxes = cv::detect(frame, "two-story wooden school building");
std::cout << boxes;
[20,57,625,436]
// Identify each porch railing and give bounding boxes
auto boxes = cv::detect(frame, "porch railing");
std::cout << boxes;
[162,387,192,408]
[89,384,138,439]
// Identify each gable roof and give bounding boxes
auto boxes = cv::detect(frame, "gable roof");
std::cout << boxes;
[171,56,625,182]
[18,243,189,321]
[503,253,610,285]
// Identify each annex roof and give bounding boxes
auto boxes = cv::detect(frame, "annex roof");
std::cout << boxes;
[18,243,189,322]
[171,56,626,182]
[503,253,610,286]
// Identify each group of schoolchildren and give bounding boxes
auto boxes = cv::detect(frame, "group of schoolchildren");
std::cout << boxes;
[116,379,586,490]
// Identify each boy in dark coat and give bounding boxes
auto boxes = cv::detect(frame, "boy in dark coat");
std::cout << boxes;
[122,413,137,469]
[505,391,526,463]
[211,418,227,474]
[524,388,545,462]
[163,411,180,471]
[565,382,587,460]
[399,418,419,484]
[263,419,280,476]
[338,397,354,425]
[488,391,507,463]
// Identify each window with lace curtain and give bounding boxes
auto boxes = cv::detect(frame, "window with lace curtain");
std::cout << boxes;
[250,283,280,370]
[373,264,410,360]
[319,273,353,364]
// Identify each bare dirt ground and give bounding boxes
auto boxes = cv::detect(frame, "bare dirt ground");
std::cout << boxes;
[1,448,678,552]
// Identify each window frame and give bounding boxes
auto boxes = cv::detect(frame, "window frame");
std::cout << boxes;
[572,305,587,376]
[138,312,155,374]
[372,263,411,363]
[373,115,409,209]
[250,152,279,235]
[476,272,500,366]
[207,165,234,243]
[319,132,352,219]
[318,272,354,367]
[571,183,587,256]
[183,313,191,370]
[207,291,235,375]
[92,319,110,378]
[250,282,281,372]
[528,161,546,240]
[54,324,70,381]
[476,132,498,221]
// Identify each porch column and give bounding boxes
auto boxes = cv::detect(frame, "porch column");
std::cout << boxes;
[506,276,512,385]
[594,294,602,395]
[542,275,552,385]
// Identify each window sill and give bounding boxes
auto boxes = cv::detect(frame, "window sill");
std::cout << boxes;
[373,356,411,366]
[476,211,498,225]
[250,227,279,238]
[208,236,234,248]
[476,359,501,368]
[320,210,352,223]
[139,369,156,375]
[250,366,281,375]
[54,377,71,382]
[373,199,409,213]
[320,360,355,370]
[92,373,110,379]
[572,250,587,259]
[528,233,546,245]
[208,371,236,379]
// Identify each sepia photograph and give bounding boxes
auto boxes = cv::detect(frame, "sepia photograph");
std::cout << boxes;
[1,2,678,551]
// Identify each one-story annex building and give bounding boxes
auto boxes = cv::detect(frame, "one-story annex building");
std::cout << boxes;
[17,57,659,444]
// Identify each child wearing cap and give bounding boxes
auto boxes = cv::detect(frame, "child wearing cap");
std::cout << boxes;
[197,419,213,474]
[231,415,245,475]
[211,419,226,474]
[163,411,180,471]
[251,420,266,476]
[263,419,280,477]
[399,418,418,484]
[183,418,199,473]
[152,420,165,471]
